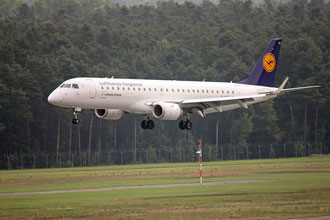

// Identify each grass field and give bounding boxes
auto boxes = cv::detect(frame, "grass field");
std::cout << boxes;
[0,156,329,219]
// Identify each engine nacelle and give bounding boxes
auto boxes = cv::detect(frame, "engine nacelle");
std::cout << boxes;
[95,109,125,120]
[152,102,182,120]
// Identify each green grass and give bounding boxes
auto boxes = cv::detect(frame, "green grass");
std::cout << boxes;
[0,157,330,219]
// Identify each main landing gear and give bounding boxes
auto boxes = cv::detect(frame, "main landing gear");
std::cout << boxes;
[141,117,193,130]
[179,119,193,130]
[141,118,155,129]
[72,108,81,124]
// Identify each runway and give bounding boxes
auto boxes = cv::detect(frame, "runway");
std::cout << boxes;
[0,180,272,196]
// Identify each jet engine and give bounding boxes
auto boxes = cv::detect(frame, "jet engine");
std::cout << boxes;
[152,102,182,120]
[95,109,125,120]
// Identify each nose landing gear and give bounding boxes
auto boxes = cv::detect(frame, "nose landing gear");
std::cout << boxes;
[72,108,81,124]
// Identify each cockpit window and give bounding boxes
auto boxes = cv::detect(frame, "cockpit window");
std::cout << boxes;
[72,84,79,89]
[60,84,71,88]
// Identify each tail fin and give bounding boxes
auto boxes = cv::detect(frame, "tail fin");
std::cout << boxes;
[237,38,282,87]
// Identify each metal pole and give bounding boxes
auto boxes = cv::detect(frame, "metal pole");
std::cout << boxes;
[20,155,23,169]
[170,150,173,163]
[295,144,298,158]
[246,146,249,160]
[197,139,203,185]
[320,143,323,154]
[233,146,236,160]
[33,155,36,169]
[221,147,223,160]
[45,154,48,168]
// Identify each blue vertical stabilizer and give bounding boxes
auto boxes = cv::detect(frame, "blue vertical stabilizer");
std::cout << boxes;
[237,38,282,87]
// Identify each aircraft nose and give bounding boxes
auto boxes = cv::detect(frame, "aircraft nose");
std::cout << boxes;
[48,91,61,106]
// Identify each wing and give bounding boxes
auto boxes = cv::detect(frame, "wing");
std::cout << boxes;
[177,94,267,116]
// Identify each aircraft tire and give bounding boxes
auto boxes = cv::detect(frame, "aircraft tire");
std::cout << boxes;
[141,120,148,129]
[147,120,155,129]
[179,120,186,130]
[185,120,193,130]
[72,119,80,124]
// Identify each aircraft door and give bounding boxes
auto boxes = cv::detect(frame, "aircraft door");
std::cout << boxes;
[86,79,96,98]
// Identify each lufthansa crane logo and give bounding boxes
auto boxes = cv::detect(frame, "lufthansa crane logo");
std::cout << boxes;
[263,53,276,72]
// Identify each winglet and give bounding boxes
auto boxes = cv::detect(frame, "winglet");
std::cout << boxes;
[271,77,289,95]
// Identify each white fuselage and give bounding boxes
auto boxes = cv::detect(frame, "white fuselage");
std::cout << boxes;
[48,77,277,116]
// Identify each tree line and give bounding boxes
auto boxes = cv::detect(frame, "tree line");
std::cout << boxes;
[0,0,329,166]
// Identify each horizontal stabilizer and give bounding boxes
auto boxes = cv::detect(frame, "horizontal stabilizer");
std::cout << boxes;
[281,85,320,95]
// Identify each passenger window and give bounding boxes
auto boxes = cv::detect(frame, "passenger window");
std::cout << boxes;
[154,88,157,91]
[227,91,229,94]
[193,89,195,93]
[206,90,209,93]
[197,90,199,93]
[112,87,114,90]
[133,88,136,91]
[166,88,168,92]
[138,88,141,91]
[143,88,146,91]
[232,91,234,94]
[172,89,174,92]
[217,90,219,93]
[128,87,130,91]
[107,86,109,90]
[117,87,120,90]
[101,86,104,90]
[161,88,163,92]
[202,90,204,93]
[182,89,185,92]
[187,89,190,93]
[149,88,151,91]
[177,89,180,92]
[222,90,224,94]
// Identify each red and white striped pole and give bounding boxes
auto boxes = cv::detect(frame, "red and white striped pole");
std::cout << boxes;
[198,139,203,185]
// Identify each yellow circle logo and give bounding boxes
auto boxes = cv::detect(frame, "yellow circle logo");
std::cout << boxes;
[263,53,276,72]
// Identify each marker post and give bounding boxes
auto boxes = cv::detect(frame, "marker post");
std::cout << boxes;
[197,139,203,185]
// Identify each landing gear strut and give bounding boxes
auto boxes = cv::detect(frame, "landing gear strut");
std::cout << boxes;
[141,118,154,129]
[179,118,193,130]
[72,108,81,124]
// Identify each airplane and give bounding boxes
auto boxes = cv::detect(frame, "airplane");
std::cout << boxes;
[48,38,319,130]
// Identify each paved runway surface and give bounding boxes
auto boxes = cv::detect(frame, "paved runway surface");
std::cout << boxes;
[0,180,272,196]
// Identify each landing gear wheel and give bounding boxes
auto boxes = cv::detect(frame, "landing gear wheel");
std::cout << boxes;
[185,120,193,130]
[179,120,186,130]
[179,120,193,130]
[72,118,80,124]
[141,120,148,129]
[147,120,154,129]
[141,119,155,130]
